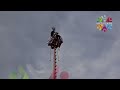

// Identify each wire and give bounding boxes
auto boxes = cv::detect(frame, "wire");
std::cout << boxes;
[50,47,51,61]
[57,48,60,61]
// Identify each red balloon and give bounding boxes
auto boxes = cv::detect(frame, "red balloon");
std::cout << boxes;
[60,71,69,79]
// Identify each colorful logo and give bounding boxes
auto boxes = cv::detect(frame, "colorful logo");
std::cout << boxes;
[96,15,112,32]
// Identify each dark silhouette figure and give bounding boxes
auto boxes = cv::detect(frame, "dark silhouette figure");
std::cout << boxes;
[51,27,55,37]
[48,27,63,49]
[55,32,63,48]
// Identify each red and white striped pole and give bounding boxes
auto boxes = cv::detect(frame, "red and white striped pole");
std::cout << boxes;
[53,48,57,79]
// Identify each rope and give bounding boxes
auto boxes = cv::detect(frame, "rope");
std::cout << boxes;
[50,47,51,61]
[57,47,60,61]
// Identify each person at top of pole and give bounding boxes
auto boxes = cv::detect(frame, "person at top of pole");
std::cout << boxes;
[51,27,55,38]
[48,27,56,48]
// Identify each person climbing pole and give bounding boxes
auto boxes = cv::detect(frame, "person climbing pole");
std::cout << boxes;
[48,27,55,47]
[51,27,55,38]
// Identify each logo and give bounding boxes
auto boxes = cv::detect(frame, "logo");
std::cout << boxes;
[96,15,112,32]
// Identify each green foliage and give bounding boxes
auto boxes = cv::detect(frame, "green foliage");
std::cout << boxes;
[18,66,29,79]
[9,66,29,79]
[9,72,18,79]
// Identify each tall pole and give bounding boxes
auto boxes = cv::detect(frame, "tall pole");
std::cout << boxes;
[53,48,57,79]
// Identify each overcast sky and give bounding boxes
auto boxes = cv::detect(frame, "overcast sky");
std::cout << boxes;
[0,11,120,79]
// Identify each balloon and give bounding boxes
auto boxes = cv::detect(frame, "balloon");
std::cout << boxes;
[60,71,69,79]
